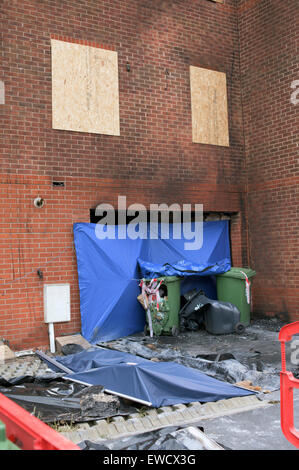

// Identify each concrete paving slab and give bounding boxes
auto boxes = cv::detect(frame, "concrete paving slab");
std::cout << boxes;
[59,395,268,444]
[55,334,92,354]
[193,391,299,450]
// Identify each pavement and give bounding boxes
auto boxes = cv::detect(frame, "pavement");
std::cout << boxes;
[194,389,299,450]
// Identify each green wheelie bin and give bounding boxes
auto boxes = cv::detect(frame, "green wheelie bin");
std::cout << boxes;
[216,267,256,326]
[142,276,181,336]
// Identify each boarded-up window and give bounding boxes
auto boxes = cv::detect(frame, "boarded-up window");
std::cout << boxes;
[51,39,120,136]
[190,66,229,147]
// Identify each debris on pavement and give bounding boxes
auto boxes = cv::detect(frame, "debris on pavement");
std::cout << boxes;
[77,425,225,451]
[0,320,292,450]
[38,347,255,408]
[78,386,120,419]
[55,334,92,355]
[0,378,138,424]
[234,381,263,392]
[99,334,281,393]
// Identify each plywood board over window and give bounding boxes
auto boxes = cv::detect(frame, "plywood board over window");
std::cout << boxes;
[51,39,120,136]
[190,66,229,147]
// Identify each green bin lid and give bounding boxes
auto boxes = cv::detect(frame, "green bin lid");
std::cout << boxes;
[217,267,256,279]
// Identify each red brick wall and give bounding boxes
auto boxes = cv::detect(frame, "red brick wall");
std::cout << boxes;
[1,0,247,350]
[238,0,299,321]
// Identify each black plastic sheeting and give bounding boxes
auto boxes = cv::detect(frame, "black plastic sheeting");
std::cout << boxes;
[0,376,138,424]
[179,289,242,334]
[78,425,224,451]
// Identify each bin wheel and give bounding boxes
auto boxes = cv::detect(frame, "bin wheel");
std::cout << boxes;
[235,322,245,335]
[144,325,148,336]
[172,326,179,337]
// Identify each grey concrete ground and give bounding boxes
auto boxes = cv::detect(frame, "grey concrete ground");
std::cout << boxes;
[196,390,299,450]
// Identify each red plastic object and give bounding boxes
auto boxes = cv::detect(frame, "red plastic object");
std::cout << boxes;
[279,321,299,449]
[0,393,80,450]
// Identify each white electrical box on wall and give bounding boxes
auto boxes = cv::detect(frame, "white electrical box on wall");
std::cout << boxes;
[44,284,70,323]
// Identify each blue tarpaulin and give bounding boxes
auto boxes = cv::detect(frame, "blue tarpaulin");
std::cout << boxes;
[137,258,230,279]
[73,221,231,343]
[53,348,254,408]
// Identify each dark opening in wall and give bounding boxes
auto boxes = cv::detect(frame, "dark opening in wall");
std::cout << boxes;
[90,209,236,264]
[90,209,234,225]
[52,181,65,188]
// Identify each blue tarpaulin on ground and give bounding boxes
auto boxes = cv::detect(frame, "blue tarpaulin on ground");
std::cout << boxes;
[55,348,254,408]
[73,221,231,343]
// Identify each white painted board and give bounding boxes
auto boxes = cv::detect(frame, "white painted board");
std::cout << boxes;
[44,284,71,323]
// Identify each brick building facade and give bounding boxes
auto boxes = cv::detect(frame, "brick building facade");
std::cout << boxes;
[238,0,298,322]
[0,0,298,350]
